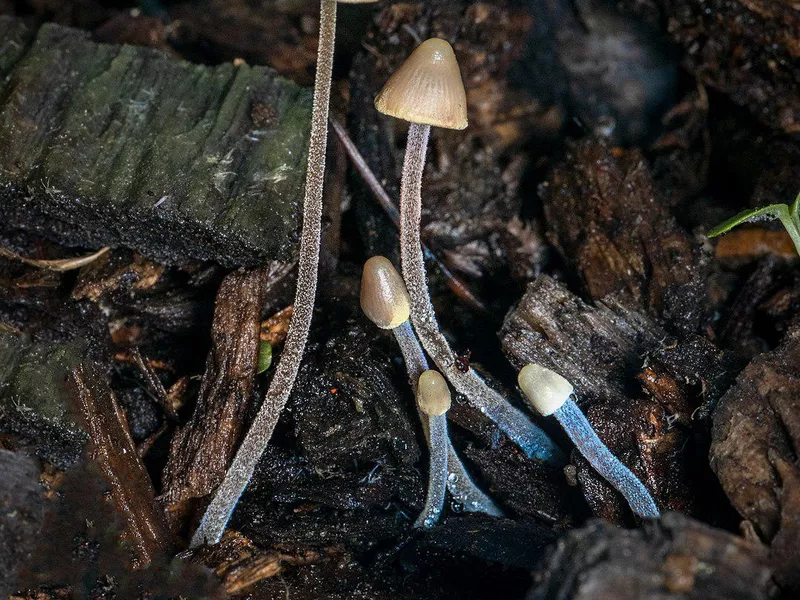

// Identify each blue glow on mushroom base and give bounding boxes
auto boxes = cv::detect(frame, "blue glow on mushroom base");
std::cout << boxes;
[554,398,660,519]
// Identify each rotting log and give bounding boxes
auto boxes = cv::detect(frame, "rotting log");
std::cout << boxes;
[0,16,311,267]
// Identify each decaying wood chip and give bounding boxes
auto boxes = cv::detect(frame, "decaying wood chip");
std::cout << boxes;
[711,326,800,591]
[541,140,707,334]
[70,362,172,568]
[260,305,293,347]
[161,268,268,526]
[529,512,773,600]
[189,530,321,595]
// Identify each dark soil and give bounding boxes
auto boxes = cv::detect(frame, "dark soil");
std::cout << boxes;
[0,1,798,599]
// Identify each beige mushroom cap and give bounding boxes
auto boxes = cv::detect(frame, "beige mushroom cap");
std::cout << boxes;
[518,364,573,416]
[360,256,411,329]
[417,370,452,416]
[375,38,468,130]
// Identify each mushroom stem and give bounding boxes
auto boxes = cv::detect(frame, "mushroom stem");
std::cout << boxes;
[554,399,660,519]
[399,123,564,465]
[192,0,338,548]
[393,321,502,519]
[416,412,449,528]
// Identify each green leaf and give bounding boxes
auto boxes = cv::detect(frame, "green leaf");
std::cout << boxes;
[707,204,788,238]
[257,341,272,374]
[790,192,800,220]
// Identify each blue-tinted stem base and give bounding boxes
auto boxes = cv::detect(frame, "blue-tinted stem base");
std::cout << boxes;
[554,399,659,519]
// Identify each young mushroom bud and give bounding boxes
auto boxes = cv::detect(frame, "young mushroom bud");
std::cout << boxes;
[417,370,451,416]
[518,363,573,416]
[360,256,411,329]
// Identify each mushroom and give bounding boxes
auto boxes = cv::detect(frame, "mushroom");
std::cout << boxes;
[193,0,379,549]
[361,256,501,524]
[518,363,660,519]
[375,39,564,465]
[415,369,451,527]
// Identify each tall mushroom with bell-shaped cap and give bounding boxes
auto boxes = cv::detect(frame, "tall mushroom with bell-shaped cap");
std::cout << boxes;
[375,40,564,466]
[193,0,378,549]
[360,256,501,526]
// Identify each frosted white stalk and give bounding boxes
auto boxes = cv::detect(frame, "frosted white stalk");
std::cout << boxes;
[398,123,565,465]
[192,0,337,548]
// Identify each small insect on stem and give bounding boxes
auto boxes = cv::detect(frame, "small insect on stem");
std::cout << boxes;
[518,364,660,520]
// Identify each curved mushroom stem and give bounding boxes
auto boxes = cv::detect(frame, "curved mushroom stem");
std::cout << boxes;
[554,398,660,519]
[394,321,501,520]
[192,0,338,548]
[398,122,565,466]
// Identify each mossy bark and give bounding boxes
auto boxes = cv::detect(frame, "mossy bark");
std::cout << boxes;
[0,17,311,266]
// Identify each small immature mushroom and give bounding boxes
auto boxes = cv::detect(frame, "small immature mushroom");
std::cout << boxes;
[415,369,451,527]
[417,370,451,417]
[193,0,378,549]
[375,39,564,465]
[360,255,411,329]
[360,256,501,524]
[518,364,660,519]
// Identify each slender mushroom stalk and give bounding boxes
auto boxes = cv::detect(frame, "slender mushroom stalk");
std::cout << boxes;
[374,39,564,465]
[361,256,501,522]
[415,369,451,527]
[193,0,377,549]
[518,364,660,519]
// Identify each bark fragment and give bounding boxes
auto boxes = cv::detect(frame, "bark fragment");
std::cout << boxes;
[541,140,707,334]
[161,268,268,525]
[528,512,773,600]
[71,362,172,568]
[0,16,311,267]
[710,326,800,590]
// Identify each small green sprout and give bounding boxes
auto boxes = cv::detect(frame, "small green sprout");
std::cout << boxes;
[708,192,800,256]
[257,341,272,374]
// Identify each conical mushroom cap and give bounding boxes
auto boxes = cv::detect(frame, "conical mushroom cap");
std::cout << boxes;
[375,38,468,130]
[518,364,573,416]
[360,256,411,329]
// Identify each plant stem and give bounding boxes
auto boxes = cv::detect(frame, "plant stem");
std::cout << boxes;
[398,122,565,466]
[554,399,660,519]
[191,0,337,548]
[394,321,501,518]
[776,205,800,257]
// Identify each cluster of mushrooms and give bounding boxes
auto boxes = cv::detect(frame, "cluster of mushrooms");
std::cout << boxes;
[193,0,659,548]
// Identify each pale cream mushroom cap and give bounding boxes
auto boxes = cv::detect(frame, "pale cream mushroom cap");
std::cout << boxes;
[375,38,468,130]
[518,364,573,416]
[417,370,452,416]
[360,256,411,329]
